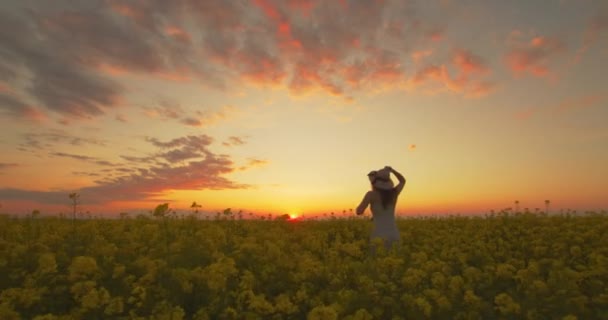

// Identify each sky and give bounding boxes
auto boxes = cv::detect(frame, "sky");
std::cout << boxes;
[0,0,607,218]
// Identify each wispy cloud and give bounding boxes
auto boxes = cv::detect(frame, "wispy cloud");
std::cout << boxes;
[115,114,127,123]
[408,49,495,97]
[1,133,259,205]
[0,91,47,121]
[505,33,565,79]
[50,152,115,166]
[51,152,97,162]
[222,136,247,147]
[143,102,239,128]
[142,100,184,120]
[0,163,19,171]
[239,158,270,171]
[19,130,107,153]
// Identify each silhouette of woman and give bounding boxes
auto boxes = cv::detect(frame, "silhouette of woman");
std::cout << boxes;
[356,166,406,250]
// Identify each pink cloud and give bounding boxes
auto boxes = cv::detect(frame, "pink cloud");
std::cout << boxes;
[0,91,48,122]
[164,25,192,44]
[428,29,445,42]
[505,34,565,78]
[411,49,433,63]
[409,49,494,98]
[0,82,13,94]
[466,81,497,98]
[452,49,489,75]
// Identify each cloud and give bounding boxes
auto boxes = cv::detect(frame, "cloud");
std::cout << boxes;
[0,92,47,121]
[452,49,489,75]
[192,105,242,127]
[72,171,101,177]
[408,49,495,97]
[0,163,19,171]
[222,136,247,147]
[120,155,155,164]
[575,10,608,63]
[50,152,115,166]
[115,114,128,123]
[0,9,125,119]
[505,34,565,78]
[411,49,433,64]
[19,130,107,153]
[143,102,239,128]
[180,117,202,127]
[146,135,213,149]
[143,100,185,120]
[239,158,270,171]
[51,152,97,162]
[1,133,255,205]
[0,0,497,122]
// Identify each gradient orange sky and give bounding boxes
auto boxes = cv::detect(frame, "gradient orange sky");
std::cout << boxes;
[1,0,607,217]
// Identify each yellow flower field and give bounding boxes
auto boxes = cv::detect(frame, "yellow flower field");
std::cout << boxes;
[0,211,607,319]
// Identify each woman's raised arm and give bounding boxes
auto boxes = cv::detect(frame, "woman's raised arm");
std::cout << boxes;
[386,166,406,194]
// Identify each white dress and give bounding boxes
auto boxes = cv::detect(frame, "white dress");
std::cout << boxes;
[370,201,400,244]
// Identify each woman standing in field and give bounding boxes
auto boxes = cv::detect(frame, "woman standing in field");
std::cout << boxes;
[356,166,406,250]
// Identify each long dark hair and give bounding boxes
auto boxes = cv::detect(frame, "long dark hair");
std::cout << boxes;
[374,187,396,209]
[368,171,397,209]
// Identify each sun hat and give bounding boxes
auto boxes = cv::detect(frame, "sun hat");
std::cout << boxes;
[367,167,394,190]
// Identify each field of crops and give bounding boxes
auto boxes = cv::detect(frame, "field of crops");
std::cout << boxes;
[1,211,607,319]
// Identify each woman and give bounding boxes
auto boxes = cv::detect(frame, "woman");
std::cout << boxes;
[356,166,406,250]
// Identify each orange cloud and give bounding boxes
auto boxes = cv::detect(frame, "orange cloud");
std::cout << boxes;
[411,49,433,63]
[452,49,489,75]
[0,82,13,94]
[287,0,316,16]
[409,49,494,98]
[96,63,129,76]
[239,158,270,171]
[466,81,497,98]
[428,29,444,42]
[253,0,282,20]
[164,25,192,44]
[505,34,565,78]
[0,163,19,170]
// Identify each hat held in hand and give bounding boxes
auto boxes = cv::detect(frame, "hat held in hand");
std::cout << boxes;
[367,167,394,190]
